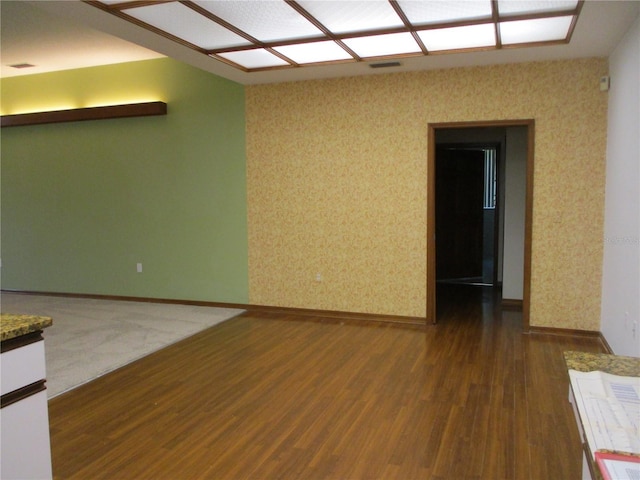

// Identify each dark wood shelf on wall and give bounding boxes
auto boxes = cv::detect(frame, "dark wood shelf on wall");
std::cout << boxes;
[1,101,167,127]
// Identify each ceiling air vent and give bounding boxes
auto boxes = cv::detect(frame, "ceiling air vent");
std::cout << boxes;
[9,63,36,69]
[369,61,402,69]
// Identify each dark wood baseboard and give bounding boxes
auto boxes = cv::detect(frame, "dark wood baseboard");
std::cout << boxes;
[501,298,523,310]
[528,326,601,338]
[527,325,611,353]
[1,289,247,311]
[246,304,427,328]
[1,289,426,329]
[597,332,614,354]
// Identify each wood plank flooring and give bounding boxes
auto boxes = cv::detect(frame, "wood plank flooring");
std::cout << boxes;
[48,285,605,479]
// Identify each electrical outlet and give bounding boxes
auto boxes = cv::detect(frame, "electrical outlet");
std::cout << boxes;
[315,272,322,282]
[136,263,143,273]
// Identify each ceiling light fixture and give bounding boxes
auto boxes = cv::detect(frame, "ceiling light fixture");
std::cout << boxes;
[1,101,167,128]
[87,0,583,73]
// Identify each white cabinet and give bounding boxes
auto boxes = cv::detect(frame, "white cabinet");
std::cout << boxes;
[1,389,53,480]
[1,330,53,480]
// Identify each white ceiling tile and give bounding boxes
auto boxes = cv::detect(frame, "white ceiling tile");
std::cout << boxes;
[126,2,250,50]
[297,1,404,34]
[274,41,353,64]
[217,48,290,69]
[498,1,579,16]
[194,1,322,42]
[419,24,496,51]
[398,0,492,25]
[343,32,421,58]
[500,16,574,44]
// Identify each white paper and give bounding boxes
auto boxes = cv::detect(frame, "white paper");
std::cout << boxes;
[599,458,640,480]
[569,370,640,456]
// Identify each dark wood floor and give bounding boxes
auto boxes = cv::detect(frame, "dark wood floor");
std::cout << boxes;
[48,285,605,479]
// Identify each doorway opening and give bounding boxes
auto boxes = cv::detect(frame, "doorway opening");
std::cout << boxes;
[436,144,499,287]
[427,121,534,328]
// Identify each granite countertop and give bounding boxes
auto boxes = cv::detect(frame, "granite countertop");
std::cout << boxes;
[0,314,53,342]
[564,350,640,377]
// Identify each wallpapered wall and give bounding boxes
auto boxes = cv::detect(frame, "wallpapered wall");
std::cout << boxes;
[246,58,608,330]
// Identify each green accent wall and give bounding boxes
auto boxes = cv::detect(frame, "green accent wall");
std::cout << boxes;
[1,58,248,303]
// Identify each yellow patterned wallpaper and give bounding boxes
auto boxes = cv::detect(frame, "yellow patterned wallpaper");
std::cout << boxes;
[246,58,608,330]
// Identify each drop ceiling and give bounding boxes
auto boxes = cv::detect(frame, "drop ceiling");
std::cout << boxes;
[2,0,639,85]
[91,0,583,71]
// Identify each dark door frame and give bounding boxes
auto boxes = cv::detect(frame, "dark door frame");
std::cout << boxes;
[427,120,535,330]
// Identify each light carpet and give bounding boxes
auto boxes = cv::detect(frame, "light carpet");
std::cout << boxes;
[0,293,244,398]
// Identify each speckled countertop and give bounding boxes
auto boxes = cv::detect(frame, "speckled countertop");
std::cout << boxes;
[0,314,53,342]
[564,351,640,377]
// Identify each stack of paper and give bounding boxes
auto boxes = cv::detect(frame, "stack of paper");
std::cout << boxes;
[568,370,640,455]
